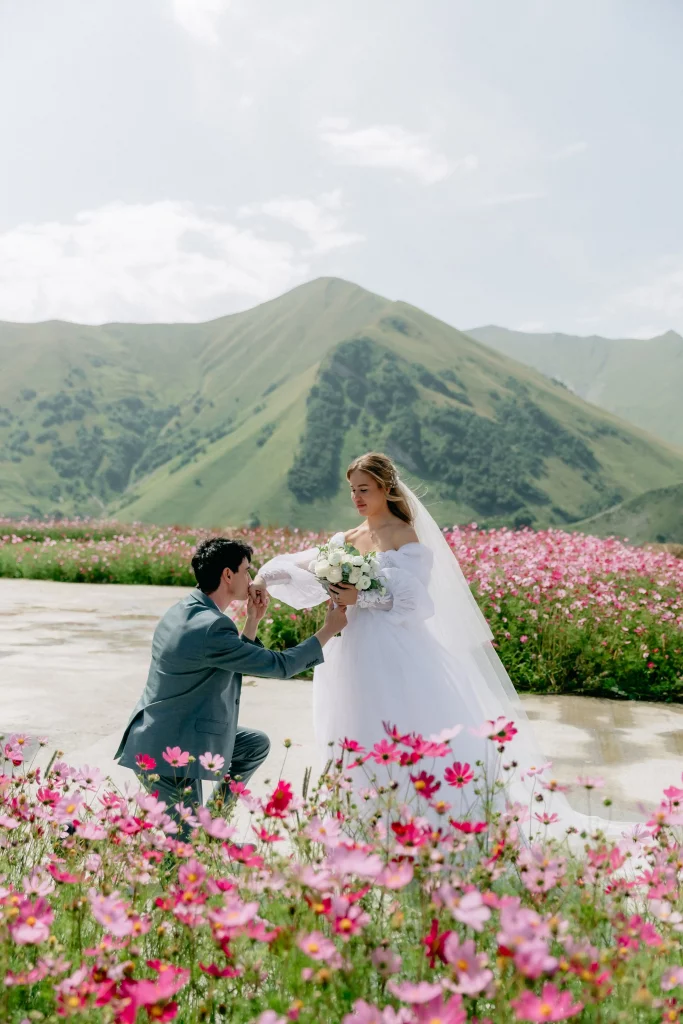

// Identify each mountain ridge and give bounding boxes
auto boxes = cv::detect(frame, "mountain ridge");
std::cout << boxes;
[467,323,683,446]
[2,277,683,533]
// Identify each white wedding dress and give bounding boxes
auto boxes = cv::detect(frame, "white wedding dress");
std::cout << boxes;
[260,533,495,771]
[258,486,634,842]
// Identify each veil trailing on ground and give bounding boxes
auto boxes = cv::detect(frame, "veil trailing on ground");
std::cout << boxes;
[401,481,634,841]
[403,481,532,725]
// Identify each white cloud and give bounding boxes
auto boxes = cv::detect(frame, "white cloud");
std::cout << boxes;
[318,120,474,185]
[549,141,588,161]
[0,201,311,324]
[238,189,364,254]
[171,0,230,46]
[477,192,546,208]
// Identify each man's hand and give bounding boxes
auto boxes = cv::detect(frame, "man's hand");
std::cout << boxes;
[242,588,269,640]
[327,582,358,607]
[247,589,269,624]
[314,600,348,647]
[249,575,268,606]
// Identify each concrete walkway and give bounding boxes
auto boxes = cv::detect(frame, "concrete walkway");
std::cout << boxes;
[1,578,682,823]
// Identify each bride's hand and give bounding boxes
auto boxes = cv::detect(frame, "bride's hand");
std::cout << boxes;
[327,583,358,606]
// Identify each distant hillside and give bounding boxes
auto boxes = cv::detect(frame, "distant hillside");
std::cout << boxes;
[467,325,683,447]
[3,277,683,531]
[574,481,683,545]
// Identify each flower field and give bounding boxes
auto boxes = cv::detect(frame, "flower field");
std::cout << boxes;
[1,519,682,702]
[1,722,683,1024]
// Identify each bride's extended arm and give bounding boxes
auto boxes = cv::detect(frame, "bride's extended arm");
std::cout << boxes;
[252,548,328,611]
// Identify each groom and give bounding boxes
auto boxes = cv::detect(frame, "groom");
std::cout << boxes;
[115,536,347,830]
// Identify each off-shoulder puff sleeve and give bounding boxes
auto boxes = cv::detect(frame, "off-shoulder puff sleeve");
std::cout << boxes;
[357,546,434,625]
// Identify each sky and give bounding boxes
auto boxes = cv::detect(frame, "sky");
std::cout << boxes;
[1,0,682,338]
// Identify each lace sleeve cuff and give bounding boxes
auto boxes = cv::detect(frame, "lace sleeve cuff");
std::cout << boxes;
[356,588,394,611]
[257,567,294,585]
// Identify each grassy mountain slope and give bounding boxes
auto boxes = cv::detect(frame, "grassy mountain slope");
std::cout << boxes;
[574,481,683,545]
[2,277,683,531]
[467,325,683,447]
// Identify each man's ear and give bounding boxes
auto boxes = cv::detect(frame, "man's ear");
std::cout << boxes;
[222,566,233,585]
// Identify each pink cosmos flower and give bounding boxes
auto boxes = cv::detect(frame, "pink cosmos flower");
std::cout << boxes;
[370,947,402,977]
[444,762,474,787]
[254,1013,287,1024]
[471,717,518,744]
[369,740,401,765]
[378,860,414,890]
[53,791,83,825]
[576,775,604,790]
[136,753,157,771]
[199,751,226,773]
[388,980,443,1004]
[304,815,343,847]
[196,805,236,840]
[442,933,493,995]
[297,931,338,962]
[662,967,683,991]
[511,983,583,1021]
[10,897,54,945]
[162,746,190,768]
[413,995,466,1024]
[452,890,491,932]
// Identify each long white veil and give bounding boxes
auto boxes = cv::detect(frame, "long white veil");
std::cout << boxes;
[402,482,634,840]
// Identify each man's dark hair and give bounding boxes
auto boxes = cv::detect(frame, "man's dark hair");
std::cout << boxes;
[191,537,253,593]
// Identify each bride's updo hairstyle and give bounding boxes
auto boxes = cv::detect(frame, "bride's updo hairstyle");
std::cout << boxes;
[346,452,414,525]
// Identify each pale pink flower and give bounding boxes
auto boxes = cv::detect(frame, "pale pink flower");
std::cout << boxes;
[661,967,683,991]
[254,1013,287,1024]
[511,983,582,1021]
[10,897,54,945]
[298,931,338,962]
[413,995,466,1024]
[199,751,226,773]
[388,980,443,1004]
[378,860,414,890]
[75,764,104,790]
[452,889,491,932]
[304,815,343,847]
[197,805,236,840]
[370,947,402,977]
[576,775,604,790]
[442,933,493,995]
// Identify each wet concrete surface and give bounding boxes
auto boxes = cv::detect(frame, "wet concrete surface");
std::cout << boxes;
[2,578,682,823]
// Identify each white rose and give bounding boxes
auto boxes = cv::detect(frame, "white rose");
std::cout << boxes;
[351,555,364,567]
[315,559,330,579]
[348,568,362,585]
[327,566,343,583]
[328,550,343,567]
[358,576,372,590]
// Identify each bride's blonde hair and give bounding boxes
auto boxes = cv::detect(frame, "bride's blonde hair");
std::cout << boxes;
[346,452,414,525]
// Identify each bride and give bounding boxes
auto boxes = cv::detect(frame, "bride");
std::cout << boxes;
[253,452,628,836]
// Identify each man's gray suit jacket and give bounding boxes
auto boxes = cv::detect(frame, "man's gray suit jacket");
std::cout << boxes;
[115,588,323,781]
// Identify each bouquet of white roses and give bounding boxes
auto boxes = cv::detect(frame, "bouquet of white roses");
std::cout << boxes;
[310,536,385,595]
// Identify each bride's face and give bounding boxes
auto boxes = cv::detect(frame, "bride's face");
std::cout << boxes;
[349,470,388,517]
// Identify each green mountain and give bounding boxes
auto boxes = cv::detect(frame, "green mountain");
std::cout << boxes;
[2,277,683,531]
[467,324,683,447]
[574,481,683,545]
